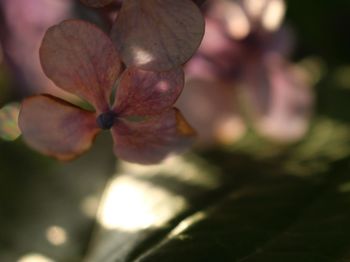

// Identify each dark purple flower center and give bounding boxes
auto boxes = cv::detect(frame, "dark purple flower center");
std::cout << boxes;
[96,111,117,130]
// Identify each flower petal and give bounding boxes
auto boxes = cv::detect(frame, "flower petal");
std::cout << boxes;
[0,0,73,95]
[80,0,115,8]
[19,95,100,160]
[111,108,195,164]
[176,79,246,145]
[185,18,244,82]
[245,56,313,142]
[111,0,205,71]
[40,19,121,112]
[113,67,184,117]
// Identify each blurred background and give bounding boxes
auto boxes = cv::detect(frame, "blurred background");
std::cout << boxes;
[0,0,350,261]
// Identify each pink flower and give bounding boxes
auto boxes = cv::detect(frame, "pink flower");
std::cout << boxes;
[178,0,313,144]
[0,0,73,96]
[18,20,195,164]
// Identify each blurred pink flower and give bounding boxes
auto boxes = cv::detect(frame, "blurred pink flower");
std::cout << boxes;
[0,0,73,96]
[177,0,313,144]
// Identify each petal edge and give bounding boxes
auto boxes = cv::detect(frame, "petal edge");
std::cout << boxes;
[19,95,100,160]
[40,19,121,112]
[112,108,195,164]
[113,67,184,117]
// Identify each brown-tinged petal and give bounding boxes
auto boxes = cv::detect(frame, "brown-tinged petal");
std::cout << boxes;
[111,0,205,71]
[80,0,115,8]
[176,79,246,145]
[40,19,121,113]
[111,108,195,164]
[113,67,184,116]
[19,95,100,160]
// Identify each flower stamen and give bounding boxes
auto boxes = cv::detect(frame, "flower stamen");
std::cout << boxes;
[97,111,117,130]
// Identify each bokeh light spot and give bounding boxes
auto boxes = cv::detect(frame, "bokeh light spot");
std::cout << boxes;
[45,225,67,246]
[97,175,187,231]
[17,253,54,262]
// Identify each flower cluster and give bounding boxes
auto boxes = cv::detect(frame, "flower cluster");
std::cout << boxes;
[177,0,313,144]
[18,0,205,164]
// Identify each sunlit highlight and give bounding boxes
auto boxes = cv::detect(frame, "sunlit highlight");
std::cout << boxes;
[244,0,268,19]
[169,211,206,238]
[97,175,187,231]
[121,156,221,189]
[156,80,170,92]
[262,0,286,32]
[130,46,154,66]
[18,253,54,262]
[224,2,251,39]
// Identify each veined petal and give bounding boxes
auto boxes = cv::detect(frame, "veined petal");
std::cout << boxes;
[19,95,100,160]
[40,19,121,113]
[113,67,184,117]
[111,0,205,71]
[111,108,195,164]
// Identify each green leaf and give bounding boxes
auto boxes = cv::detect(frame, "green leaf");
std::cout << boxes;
[0,134,116,261]
[84,152,350,261]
